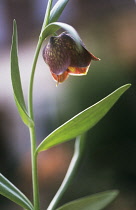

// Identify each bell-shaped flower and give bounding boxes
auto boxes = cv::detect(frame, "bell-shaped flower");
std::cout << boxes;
[43,32,100,84]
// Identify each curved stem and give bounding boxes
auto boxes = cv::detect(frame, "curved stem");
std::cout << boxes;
[28,38,43,119]
[28,37,43,210]
[27,1,54,209]
[47,134,86,210]
[28,0,53,119]
[28,0,54,118]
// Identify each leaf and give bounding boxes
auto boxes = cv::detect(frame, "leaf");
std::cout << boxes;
[37,84,131,152]
[10,20,34,127]
[41,22,82,49]
[49,0,69,23]
[56,190,119,210]
[0,173,33,210]
[14,95,34,127]
[47,134,86,210]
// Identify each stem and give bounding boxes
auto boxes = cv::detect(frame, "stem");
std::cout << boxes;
[28,38,43,210]
[28,0,53,118]
[27,1,53,209]
[29,127,39,210]
[47,134,86,210]
[28,38,43,119]
[28,0,53,121]
[28,0,53,204]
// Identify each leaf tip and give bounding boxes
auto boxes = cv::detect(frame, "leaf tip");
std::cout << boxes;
[127,83,132,88]
[125,83,131,87]
[123,83,132,92]
[110,189,119,197]
[13,19,17,27]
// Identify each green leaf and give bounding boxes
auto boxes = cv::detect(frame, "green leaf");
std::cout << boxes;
[10,20,34,127]
[41,22,82,49]
[0,173,33,210]
[56,190,119,210]
[49,0,69,23]
[37,84,131,153]
[47,134,86,210]
[14,95,34,127]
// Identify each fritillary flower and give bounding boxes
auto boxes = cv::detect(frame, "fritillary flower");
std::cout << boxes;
[43,32,100,84]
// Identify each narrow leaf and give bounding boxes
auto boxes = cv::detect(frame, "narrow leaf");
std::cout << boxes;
[37,84,131,152]
[0,173,33,210]
[49,0,69,23]
[47,134,86,210]
[41,22,82,49]
[10,20,34,127]
[56,190,119,210]
[14,95,34,127]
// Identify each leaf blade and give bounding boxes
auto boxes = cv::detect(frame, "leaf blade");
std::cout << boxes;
[10,20,34,127]
[41,22,82,49]
[11,20,26,108]
[14,94,34,127]
[49,0,69,23]
[37,84,131,152]
[56,190,119,210]
[0,173,33,210]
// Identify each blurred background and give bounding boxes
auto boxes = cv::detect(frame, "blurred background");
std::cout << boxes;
[0,0,136,209]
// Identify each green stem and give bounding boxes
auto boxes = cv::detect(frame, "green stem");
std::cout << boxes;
[29,127,39,210]
[28,34,44,210]
[28,0,53,121]
[28,38,43,119]
[28,0,53,118]
[28,1,53,209]
[47,134,86,210]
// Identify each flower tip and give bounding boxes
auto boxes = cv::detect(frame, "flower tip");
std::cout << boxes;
[90,53,101,61]
[97,57,101,61]
[56,81,59,87]
[93,56,101,61]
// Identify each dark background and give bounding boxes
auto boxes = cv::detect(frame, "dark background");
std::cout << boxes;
[0,0,136,209]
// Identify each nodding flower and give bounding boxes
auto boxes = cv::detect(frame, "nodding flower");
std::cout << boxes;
[43,32,100,84]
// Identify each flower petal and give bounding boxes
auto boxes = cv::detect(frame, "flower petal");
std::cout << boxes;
[69,44,100,67]
[51,71,69,83]
[67,66,89,75]
[43,36,70,75]
[58,32,100,67]
[89,53,100,61]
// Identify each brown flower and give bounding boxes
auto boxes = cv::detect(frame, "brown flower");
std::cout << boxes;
[43,32,100,84]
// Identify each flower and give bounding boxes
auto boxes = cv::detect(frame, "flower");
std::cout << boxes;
[43,32,100,84]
